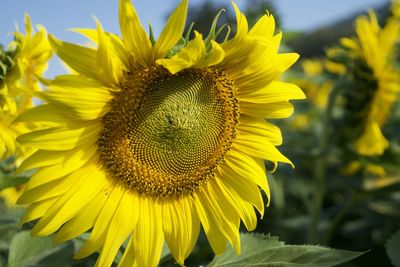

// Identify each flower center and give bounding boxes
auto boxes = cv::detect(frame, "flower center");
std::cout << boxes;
[98,67,239,198]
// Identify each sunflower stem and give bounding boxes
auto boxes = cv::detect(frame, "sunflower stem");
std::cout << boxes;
[323,193,356,244]
[308,83,341,244]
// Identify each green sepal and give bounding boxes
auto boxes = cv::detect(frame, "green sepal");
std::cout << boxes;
[148,22,156,46]
[204,8,225,49]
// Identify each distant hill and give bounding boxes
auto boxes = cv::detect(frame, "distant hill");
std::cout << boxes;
[285,2,391,58]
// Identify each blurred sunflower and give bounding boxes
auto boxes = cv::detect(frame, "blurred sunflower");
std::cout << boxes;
[338,9,400,156]
[393,0,400,18]
[0,15,52,207]
[0,14,52,161]
[16,0,304,266]
[295,59,333,109]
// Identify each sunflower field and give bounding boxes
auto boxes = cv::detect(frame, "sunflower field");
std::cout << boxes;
[0,0,399,266]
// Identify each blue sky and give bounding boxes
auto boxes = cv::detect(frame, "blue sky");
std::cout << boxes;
[0,0,387,76]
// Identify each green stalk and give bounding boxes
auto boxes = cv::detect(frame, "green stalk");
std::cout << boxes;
[324,193,356,244]
[308,84,341,243]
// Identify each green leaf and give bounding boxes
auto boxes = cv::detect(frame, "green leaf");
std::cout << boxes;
[207,233,365,267]
[159,243,173,265]
[8,231,74,267]
[386,230,400,267]
[0,176,29,190]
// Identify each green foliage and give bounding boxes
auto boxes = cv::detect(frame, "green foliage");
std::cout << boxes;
[0,43,18,89]
[208,234,365,267]
[0,176,29,191]
[386,230,400,267]
[8,231,74,267]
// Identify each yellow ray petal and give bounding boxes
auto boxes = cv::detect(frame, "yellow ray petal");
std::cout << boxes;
[119,0,152,66]
[75,185,124,259]
[43,75,114,120]
[24,148,97,191]
[195,182,240,254]
[218,166,265,216]
[95,18,124,86]
[54,190,108,243]
[232,2,248,40]
[129,198,164,267]
[118,238,134,267]
[95,192,139,267]
[153,0,188,61]
[249,13,275,42]
[158,33,225,74]
[17,141,96,174]
[162,197,200,265]
[49,34,98,80]
[238,116,282,146]
[240,101,295,119]
[17,122,101,151]
[20,197,58,225]
[14,104,70,124]
[235,132,293,167]
[17,174,79,205]
[223,148,270,200]
[214,177,258,231]
[32,165,107,236]
[72,28,130,69]
[239,81,305,103]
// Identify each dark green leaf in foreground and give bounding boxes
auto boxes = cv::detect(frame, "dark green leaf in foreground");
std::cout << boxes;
[386,229,400,267]
[8,231,74,267]
[208,233,366,267]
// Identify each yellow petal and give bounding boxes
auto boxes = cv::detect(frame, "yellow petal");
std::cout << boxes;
[32,165,108,236]
[235,132,293,167]
[157,32,206,74]
[240,101,295,119]
[223,148,270,200]
[249,13,275,42]
[157,32,224,74]
[54,190,108,243]
[232,2,248,40]
[14,104,70,124]
[119,0,152,66]
[215,178,258,231]
[95,18,123,86]
[193,193,227,255]
[20,197,58,225]
[238,116,282,145]
[43,75,114,121]
[218,166,265,217]
[49,34,98,80]
[95,192,139,267]
[75,185,124,259]
[23,146,97,190]
[17,122,101,151]
[120,198,164,267]
[153,0,188,60]
[17,142,96,174]
[162,197,200,265]
[17,174,79,205]
[194,182,240,254]
[239,81,305,103]
[72,28,130,69]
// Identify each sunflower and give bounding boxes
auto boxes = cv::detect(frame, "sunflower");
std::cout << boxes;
[338,9,400,156]
[296,59,333,109]
[0,14,52,161]
[393,0,400,18]
[16,0,304,266]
